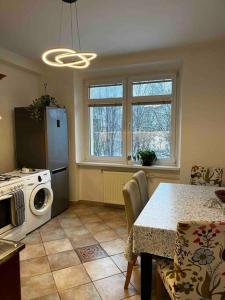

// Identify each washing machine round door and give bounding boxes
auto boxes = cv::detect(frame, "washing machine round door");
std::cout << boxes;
[30,183,53,216]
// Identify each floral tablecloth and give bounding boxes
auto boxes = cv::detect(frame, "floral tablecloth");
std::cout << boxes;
[125,183,225,262]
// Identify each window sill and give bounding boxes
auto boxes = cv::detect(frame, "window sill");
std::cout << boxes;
[76,161,180,172]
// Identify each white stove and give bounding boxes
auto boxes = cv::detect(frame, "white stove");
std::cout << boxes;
[0,176,24,194]
[0,172,26,241]
[0,174,20,182]
[0,169,41,193]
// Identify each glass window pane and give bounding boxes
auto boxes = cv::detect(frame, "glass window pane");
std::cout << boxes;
[132,103,172,159]
[90,106,123,157]
[89,83,123,99]
[132,79,172,97]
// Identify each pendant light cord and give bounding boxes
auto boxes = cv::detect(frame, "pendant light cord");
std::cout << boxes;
[58,0,63,46]
[70,3,74,49]
[75,1,81,51]
[58,0,85,52]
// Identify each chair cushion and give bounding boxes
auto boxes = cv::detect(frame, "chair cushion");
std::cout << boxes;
[157,221,225,300]
[132,171,149,207]
[190,165,223,186]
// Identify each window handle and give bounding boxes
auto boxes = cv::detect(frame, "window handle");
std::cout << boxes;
[127,155,131,161]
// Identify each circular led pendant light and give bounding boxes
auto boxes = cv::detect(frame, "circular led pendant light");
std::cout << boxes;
[42,0,97,69]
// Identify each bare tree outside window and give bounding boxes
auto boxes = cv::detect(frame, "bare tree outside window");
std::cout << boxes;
[132,103,171,159]
[132,79,172,159]
[89,83,123,157]
[90,106,123,157]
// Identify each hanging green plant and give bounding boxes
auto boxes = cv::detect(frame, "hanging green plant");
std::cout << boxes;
[28,94,60,120]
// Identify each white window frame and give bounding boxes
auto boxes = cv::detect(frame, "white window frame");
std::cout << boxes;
[84,73,178,166]
[84,78,127,163]
[127,73,177,166]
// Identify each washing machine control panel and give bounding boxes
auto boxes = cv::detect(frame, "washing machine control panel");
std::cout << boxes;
[23,170,51,187]
[38,171,51,183]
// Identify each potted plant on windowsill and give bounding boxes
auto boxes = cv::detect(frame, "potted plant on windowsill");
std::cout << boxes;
[136,149,157,166]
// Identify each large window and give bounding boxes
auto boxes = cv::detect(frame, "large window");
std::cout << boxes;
[85,74,178,165]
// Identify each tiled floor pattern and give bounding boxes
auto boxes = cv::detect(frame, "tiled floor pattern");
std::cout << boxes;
[20,202,169,300]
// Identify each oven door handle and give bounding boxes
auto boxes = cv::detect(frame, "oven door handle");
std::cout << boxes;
[0,194,12,201]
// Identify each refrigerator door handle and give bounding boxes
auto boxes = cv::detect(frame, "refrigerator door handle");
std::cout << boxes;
[52,167,67,174]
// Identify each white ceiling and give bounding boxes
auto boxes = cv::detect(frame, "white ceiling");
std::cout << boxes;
[0,0,225,60]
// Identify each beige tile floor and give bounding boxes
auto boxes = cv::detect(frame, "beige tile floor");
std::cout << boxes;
[20,202,168,300]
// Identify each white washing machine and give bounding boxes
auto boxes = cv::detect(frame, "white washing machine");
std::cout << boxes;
[23,170,53,234]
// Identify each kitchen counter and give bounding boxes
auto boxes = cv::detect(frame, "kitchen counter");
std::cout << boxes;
[0,239,25,265]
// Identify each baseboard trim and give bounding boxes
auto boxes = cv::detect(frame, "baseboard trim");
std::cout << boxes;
[69,200,124,209]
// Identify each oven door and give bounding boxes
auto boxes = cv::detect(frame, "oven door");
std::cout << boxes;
[0,194,14,235]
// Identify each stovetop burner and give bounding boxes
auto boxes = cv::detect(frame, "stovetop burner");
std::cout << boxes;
[0,175,21,182]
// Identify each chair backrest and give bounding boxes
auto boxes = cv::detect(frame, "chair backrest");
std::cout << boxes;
[123,179,143,233]
[190,165,223,186]
[172,221,225,299]
[132,171,149,207]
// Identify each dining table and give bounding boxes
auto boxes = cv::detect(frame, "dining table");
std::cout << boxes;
[126,182,225,300]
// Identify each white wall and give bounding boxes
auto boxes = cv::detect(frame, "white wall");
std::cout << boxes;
[0,47,78,203]
[2,40,224,204]
[0,53,42,172]
[75,40,225,202]
[180,43,225,182]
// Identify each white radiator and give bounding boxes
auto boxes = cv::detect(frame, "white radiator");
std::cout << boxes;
[103,171,134,205]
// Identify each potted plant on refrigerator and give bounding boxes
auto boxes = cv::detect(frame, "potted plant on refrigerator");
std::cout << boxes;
[28,94,60,120]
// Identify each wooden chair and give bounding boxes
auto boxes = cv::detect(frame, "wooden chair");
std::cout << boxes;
[156,221,225,300]
[190,165,223,186]
[132,170,149,207]
[123,179,143,289]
